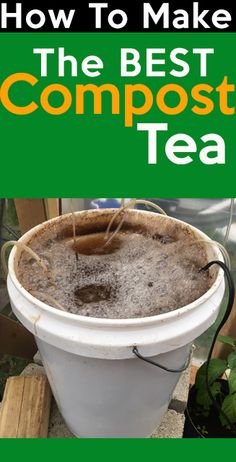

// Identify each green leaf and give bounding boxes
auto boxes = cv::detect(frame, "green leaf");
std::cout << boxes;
[195,359,227,390]
[218,335,236,349]
[228,351,236,369]
[196,381,222,412]
[220,394,236,428]
[229,369,236,394]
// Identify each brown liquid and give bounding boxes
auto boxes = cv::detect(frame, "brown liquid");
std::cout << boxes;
[18,230,211,319]
[72,233,122,255]
[74,284,113,304]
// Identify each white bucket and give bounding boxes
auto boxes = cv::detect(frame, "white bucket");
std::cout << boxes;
[7,209,225,438]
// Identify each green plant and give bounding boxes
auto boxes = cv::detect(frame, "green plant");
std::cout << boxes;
[195,335,236,429]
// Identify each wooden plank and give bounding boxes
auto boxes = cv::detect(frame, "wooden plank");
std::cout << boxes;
[0,376,51,438]
[44,199,59,220]
[0,314,37,359]
[0,377,25,438]
[213,298,236,359]
[190,365,199,385]
[14,199,47,234]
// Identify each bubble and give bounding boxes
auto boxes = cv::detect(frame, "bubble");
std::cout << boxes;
[18,231,210,319]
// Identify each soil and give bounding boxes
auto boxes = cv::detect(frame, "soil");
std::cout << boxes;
[183,382,236,438]
[17,223,212,319]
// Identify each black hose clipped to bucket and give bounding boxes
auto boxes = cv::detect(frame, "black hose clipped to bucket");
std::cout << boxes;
[133,260,235,433]
[200,260,236,433]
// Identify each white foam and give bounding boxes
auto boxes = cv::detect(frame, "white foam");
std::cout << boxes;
[18,231,210,319]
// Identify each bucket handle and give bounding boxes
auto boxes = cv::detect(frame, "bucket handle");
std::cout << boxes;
[132,346,193,373]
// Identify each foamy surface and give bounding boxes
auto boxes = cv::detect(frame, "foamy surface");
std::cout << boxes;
[17,231,211,319]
